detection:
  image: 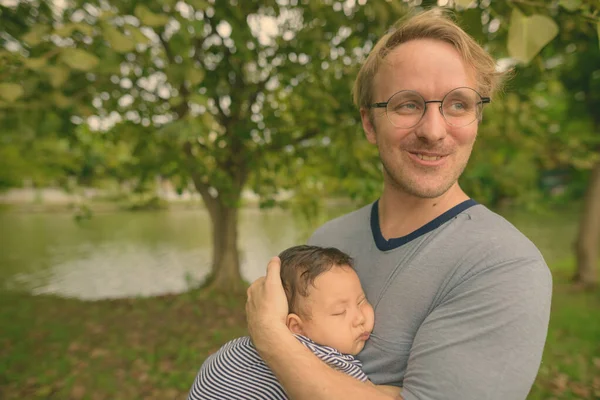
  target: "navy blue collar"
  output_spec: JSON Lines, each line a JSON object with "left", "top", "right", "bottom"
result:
{"left": 371, "top": 198, "right": 478, "bottom": 251}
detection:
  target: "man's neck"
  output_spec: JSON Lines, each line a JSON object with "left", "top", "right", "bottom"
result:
{"left": 378, "top": 183, "right": 470, "bottom": 240}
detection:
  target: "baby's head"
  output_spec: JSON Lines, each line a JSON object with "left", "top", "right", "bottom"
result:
{"left": 279, "top": 245, "right": 374, "bottom": 355}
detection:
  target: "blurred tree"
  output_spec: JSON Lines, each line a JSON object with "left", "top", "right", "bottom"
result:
{"left": 451, "top": 0, "right": 600, "bottom": 286}
{"left": 0, "top": 0, "right": 408, "bottom": 290}
{"left": 3, "top": 0, "right": 598, "bottom": 288}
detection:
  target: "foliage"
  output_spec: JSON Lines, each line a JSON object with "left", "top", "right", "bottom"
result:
{"left": 1, "top": 0, "right": 599, "bottom": 285}
{"left": 450, "top": 0, "right": 600, "bottom": 208}
{"left": 1, "top": 0, "right": 407, "bottom": 200}
{"left": 1, "top": 0, "right": 598, "bottom": 206}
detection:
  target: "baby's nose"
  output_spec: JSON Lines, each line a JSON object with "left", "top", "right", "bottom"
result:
{"left": 354, "top": 310, "right": 366, "bottom": 325}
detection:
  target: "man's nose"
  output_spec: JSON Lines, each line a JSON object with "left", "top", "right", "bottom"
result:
{"left": 414, "top": 103, "right": 447, "bottom": 142}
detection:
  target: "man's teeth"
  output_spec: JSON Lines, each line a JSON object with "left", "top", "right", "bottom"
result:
{"left": 416, "top": 154, "right": 442, "bottom": 161}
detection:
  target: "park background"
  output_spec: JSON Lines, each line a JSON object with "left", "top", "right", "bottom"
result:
{"left": 1, "top": 0, "right": 599, "bottom": 399}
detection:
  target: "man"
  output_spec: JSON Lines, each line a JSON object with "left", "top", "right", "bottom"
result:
{"left": 246, "top": 9, "right": 552, "bottom": 400}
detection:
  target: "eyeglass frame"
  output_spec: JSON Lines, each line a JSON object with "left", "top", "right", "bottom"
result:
{"left": 368, "top": 86, "right": 491, "bottom": 128}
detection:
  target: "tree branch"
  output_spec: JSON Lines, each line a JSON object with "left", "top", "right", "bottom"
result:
{"left": 242, "top": 77, "right": 270, "bottom": 119}
{"left": 175, "top": 83, "right": 190, "bottom": 118}
{"left": 290, "top": 129, "right": 321, "bottom": 145}
{"left": 158, "top": 31, "right": 175, "bottom": 65}
{"left": 192, "top": 37, "right": 207, "bottom": 66}
{"left": 211, "top": 96, "right": 229, "bottom": 126}
{"left": 263, "top": 128, "right": 321, "bottom": 153}
{"left": 182, "top": 141, "right": 218, "bottom": 214}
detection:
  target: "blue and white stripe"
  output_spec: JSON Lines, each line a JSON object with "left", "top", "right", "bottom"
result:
{"left": 188, "top": 335, "right": 368, "bottom": 399}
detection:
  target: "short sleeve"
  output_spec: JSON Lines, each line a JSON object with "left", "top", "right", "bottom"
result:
{"left": 401, "top": 258, "right": 552, "bottom": 400}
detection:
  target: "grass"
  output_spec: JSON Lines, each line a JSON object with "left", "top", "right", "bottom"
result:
{"left": 528, "top": 263, "right": 600, "bottom": 400}
{"left": 0, "top": 289, "right": 248, "bottom": 400}
{"left": 0, "top": 263, "right": 599, "bottom": 400}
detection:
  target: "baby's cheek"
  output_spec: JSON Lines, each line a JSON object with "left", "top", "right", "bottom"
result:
{"left": 367, "top": 306, "right": 376, "bottom": 330}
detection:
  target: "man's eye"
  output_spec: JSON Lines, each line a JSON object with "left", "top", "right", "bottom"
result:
{"left": 396, "top": 102, "right": 418, "bottom": 111}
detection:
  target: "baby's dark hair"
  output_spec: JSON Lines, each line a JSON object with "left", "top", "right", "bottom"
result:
{"left": 278, "top": 245, "right": 354, "bottom": 317}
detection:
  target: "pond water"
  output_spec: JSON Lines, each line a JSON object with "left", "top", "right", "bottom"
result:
{"left": 0, "top": 205, "right": 581, "bottom": 300}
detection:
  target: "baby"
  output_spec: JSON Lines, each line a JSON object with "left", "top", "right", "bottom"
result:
{"left": 188, "top": 245, "right": 398, "bottom": 399}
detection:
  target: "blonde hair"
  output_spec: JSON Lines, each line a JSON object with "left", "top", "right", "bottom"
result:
{"left": 353, "top": 8, "right": 507, "bottom": 111}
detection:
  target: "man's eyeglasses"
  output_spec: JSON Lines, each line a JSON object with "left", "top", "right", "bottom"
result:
{"left": 368, "top": 87, "right": 490, "bottom": 129}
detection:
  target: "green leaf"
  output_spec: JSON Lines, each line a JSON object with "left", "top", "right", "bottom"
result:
{"left": 187, "top": 0, "right": 210, "bottom": 9}
{"left": 53, "top": 92, "right": 71, "bottom": 108}
{"left": 459, "top": 9, "right": 484, "bottom": 42}
{"left": 22, "top": 57, "right": 47, "bottom": 70}
{"left": 61, "top": 48, "right": 100, "bottom": 71}
{"left": 201, "top": 112, "right": 218, "bottom": 128}
{"left": 104, "top": 25, "right": 136, "bottom": 53}
{"left": 455, "top": 0, "right": 475, "bottom": 7}
{"left": 169, "top": 96, "right": 184, "bottom": 107}
{"left": 166, "top": 65, "right": 185, "bottom": 86}
{"left": 98, "top": 10, "right": 117, "bottom": 20}
{"left": 54, "top": 24, "right": 75, "bottom": 36}
{"left": 21, "top": 26, "right": 48, "bottom": 46}
{"left": 46, "top": 66, "right": 70, "bottom": 88}
{"left": 187, "top": 68, "right": 205, "bottom": 85}
{"left": 507, "top": 9, "right": 559, "bottom": 64}
{"left": 54, "top": 23, "right": 94, "bottom": 37}
{"left": 77, "top": 105, "right": 95, "bottom": 117}
{"left": 598, "top": 23, "right": 600, "bottom": 50}
{"left": 126, "top": 26, "right": 151, "bottom": 45}
{"left": 0, "top": 83, "right": 25, "bottom": 102}
{"left": 559, "top": 0, "right": 582, "bottom": 11}
{"left": 190, "top": 93, "right": 208, "bottom": 105}
{"left": 134, "top": 5, "right": 170, "bottom": 28}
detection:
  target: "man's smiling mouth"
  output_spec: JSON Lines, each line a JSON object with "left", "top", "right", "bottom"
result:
{"left": 415, "top": 154, "right": 443, "bottom": 161}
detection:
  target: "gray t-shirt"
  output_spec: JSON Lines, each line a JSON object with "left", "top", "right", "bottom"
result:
{"left": 308, "top": 200, "right": 552, "bottom": 400}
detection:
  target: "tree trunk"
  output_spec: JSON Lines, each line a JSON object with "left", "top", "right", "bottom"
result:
{"left": 573, "top": 159, "right": 600, "bottom": 287}
{"left": 204, "top": 200, "right": 245, "bottom": 292}
{"left": 185, "top": 151, "right": 247, "bottom": 293}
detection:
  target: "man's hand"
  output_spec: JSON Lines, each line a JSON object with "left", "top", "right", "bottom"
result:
{"left": 376, "top": 385, "right": 403, "bottom": 399}
{"left": 246, "top": 258, "right": 399, "bottom": 400}
{"left": 246, "top": 257, "right": 290, "bottom": 350}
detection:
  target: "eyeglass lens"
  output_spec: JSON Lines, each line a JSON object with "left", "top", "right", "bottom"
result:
{"left": 385, "top": 87, "right": 483, "bottom": 128}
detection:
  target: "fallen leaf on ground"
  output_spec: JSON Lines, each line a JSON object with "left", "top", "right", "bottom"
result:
{"left": 70, "top": 384, "right": 86, "bottom": 399}
{"left": 570, "top": 382, "right": 590, "bottom": 398}
{"left": 550, "top": 373, "right": 569, "bottom": 395}
{"left": 91, "top": 348, "right": 109, "bottom": 358}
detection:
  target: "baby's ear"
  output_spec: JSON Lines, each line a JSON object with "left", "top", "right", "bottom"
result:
{"left": 286, "top": 313, "right": 305, "bottom": 335}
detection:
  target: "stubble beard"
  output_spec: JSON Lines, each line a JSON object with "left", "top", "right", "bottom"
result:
{"left": 371, "top": 120, "right": 477, "bottom": 200}
{"left": 380, "top": 152, "right": 470, "bottom": 199}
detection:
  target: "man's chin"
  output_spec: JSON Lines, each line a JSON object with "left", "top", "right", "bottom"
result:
{"left": 399, "top": 180, "right": 457, "bottom": 199}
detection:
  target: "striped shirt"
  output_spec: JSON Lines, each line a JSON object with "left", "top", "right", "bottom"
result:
{"left": 188, "top": 335, "right": 368, "bottom": 400}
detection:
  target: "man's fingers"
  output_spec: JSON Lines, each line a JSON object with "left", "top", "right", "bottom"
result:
{"left": 247, "top": 277, "right": 265, "bottom": 298}
{"left": 265, "top": 256, "right": 281, "bottom": 283}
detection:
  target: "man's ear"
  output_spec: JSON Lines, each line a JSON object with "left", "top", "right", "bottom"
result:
{"left": 360, "top": 107, "right": 377, "bottom": 145}
{"left": 286, "top": 313, "right": 305, "bottom": 335}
